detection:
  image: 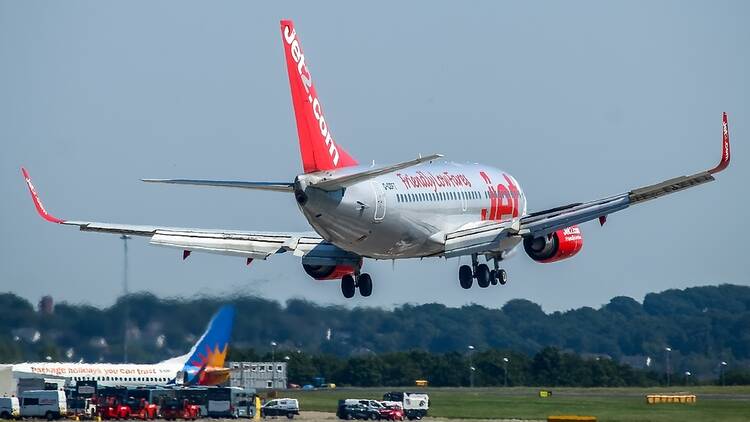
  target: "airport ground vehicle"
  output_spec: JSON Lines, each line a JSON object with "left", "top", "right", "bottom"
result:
{"left": 231, "top": 389, "right": 256, "bottom": 418}
{"left": 337, "top": 403, "right": 381, "bottom": 420}
{"left": 161, "top": 398, "right": 200, "bottom": 420}
{"left": 97, "top": 396, "right": 132, "bottom": 420}
{"left": 261, "top": 398, "right": 299, "bottom": 419}
{"left": 66, "top": 397, "right": 97, "bottom": 420}
{"left": 382, "top": 393, "right": 428, "bottom": 420}
{"left": 206, "top": 386, "right": 255, "bottom": 418}
{"left": 19, "top": 390, "right": 67, "bottom": 420}
{"left": 0, "top": 396, "right": 20, "bottom": 419}
{"left": 126, "top": 398, "right": 158, "bottom": 420}
{"left": 378, "top": 403, "right": 404, "bottom": 421}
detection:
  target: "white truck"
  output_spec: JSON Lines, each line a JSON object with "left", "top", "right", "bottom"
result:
{"left": 19, "top": 390, "right": 67, "bottom": 420}
{"left": 0, "top": 396, "right": 20, "bottom": 419}
{"left": 382, "top": 392, "right": 428, "bottom": 420}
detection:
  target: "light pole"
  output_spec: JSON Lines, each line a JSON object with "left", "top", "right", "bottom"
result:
{"left": 684, "top": 371, "right": 691, "bottom": 386}
{"left": 121, "top": 234, "right": 130, "bottom": 364}
{"left": 503, "top": 357, "right": 509, "bottom": 387}
{"left": 467, "top": 345, "right": 475, "bottom": 388}
{"left": 720, "top": 361, "right": 727, "bottom": 386}
{"left": 271, "top": 341, "right": 277, "bottom": 389}
{"left": 665, "top": 347, "right": 672, "bottom": 387}
{"left": 284, "top": 356, "right": 290, "bottom": 389}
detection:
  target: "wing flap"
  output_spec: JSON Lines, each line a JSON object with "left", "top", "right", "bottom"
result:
{"left": 443, "top": 220, "right": 522, "bottom": 258}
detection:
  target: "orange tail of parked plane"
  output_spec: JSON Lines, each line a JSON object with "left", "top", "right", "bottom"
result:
{"left": 280, "top": 19, "right": 358, "bottom": 174}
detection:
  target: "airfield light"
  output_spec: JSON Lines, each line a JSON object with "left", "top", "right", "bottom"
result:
{"left": 720, "top": 361, "right": 728, "bottom": 386}
{"left": 684, "top": 371, "right": 691, "bottom": 385}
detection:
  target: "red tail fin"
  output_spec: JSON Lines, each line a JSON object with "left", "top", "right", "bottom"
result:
{"left": 280, "top": 20, "right": 358, "bottom": 174}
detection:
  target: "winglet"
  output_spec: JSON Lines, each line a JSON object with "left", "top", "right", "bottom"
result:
{"left": 709, "top": 112, "right": 730, "bottom": 174}
{"left": 21, "top": 167, "right": 64, "bottom": 224}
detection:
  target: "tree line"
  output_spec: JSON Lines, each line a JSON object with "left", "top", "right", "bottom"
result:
{"left": 0, "top": 284, "right": 748, "bottom": 382}
{"left": 230, "top": 346, "right": 750, "bottom": 387}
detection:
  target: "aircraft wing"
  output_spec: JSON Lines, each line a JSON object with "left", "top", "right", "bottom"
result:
{"left": 141, "top": 179, "right": 294, "bottom": 192}
{"left": 443, "top": 113, "right": 731, "bottom": 256}
{"left": 21, "top": 168, "right": 357, "bottom": 263}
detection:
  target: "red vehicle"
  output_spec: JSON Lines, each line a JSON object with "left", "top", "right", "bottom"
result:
{"left": 379, "top": 404, "right": 405, "bottom": 421}
{"left": 126, "top": 397, "right": 158, "bottom": 420}
{"left": 97, "top": 397, "right": 131, "bottom": 420}
{"left": 160, "top": 399, "right": 200, "bottom": 421}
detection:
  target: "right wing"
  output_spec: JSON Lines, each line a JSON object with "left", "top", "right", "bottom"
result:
{"left": 442, "top": 113, "right": 731, "bottom": 256}
{"left": 21, "top": 168, "right": 358, "bottom": 265}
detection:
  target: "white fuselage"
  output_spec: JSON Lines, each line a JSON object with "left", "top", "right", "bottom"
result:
{"left": 10, "top": 362, "right": 181, "bottom": 387}
{"left": 297, "top": 161, "right": 527, "bottom": 259}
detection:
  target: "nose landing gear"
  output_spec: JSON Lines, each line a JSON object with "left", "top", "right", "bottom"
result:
{"left": 341, "top": 272, "right": 373, "bottom": 298}
{"left": 458, "top": 254, "right": 507, "bottom": 289}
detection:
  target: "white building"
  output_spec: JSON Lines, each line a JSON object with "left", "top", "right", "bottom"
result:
{"left": 227, "top": 361, "right": 287, "bottom": 390}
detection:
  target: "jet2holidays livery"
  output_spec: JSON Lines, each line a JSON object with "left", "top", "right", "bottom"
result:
{"left": 8, "top": 306, "right": 235, "bottom": 386}
{"left": 22, "top": 20, "right": 732, "bottom": 298}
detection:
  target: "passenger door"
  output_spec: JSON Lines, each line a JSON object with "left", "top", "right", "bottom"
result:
{"left": 371, "top": 182, "right": 386, "bottom": 222}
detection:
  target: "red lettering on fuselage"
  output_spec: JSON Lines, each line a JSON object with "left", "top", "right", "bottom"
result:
{"left": 480, "top": 171, "right": 519, "bottom": 221}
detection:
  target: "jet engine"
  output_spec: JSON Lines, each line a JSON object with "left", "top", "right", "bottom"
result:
{"left": 523, "top": 225, "right": 583, "bottom": 263}
{"left": 303, "top": 264, "right": 356, "bottom": 280}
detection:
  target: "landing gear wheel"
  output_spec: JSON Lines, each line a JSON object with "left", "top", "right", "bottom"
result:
{"left": 359, "top": 273, "right": 373, "bottom": 297}
{"left": 476, "top": 264, "right": 491, "bottom": 288}
{"left": 459, "top": 265, "right": 473, "bottom": 289}
{"left": 498, "top": 269, "right": 508, "bottom": 285}
{"left": 489, "top": 270, "right": 499, "bottom": 285}
{"left": 341, "top": 274, "right": 356, "bottom": 298}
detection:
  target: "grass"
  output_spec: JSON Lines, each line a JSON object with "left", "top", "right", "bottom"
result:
{"left": 281, "top": 386, "right": 750, "bottom": 422}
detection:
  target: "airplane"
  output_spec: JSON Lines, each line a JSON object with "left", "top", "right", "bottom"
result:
{"left": 22, "top": 20, "right": 731, "bottom": 299}
{"left": 7, "top": 305, "right": 235, "bottom": 387}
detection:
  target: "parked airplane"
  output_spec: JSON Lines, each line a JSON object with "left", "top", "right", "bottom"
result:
{"left": 22, "top": 20, "right": 731, "bottom": 299}
{"left": 8, "top": 305, "right": 234, "bottom": 387}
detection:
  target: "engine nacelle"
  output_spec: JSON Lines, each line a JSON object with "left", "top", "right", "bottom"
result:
{"left": 302, "top": 264, "right": 356, "bottom": 280}
{"left": 523, "top": 225, "right": 583, "bottom": 263}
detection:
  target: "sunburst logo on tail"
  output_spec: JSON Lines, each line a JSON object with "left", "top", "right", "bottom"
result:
{"left": 190, "top": 343, "right": 228, "bottom": 368}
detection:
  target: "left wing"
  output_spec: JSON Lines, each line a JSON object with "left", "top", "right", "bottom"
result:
{"left": 443, "top": 113, "right": 731, "bottom": 256}
{"left": 21, "top": 168, "right": 358, "bottom": 264}
{"left": 520, "top": 112, "right": 730, "bottom": 238}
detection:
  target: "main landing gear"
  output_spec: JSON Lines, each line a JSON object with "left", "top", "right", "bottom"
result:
{"left": 459, "top": 254, "right": 507, "bottom": 289}
{"left": 341, "top": 272, "right": 373, "bottom": 298}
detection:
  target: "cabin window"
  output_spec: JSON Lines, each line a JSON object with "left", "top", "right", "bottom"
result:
{"left": 23, "top": 398, "right": 39, "bottom": 406}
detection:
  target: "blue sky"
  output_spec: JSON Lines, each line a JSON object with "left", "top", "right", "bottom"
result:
{"left": 1, "top": 1, "right": 747, "bottom": 312}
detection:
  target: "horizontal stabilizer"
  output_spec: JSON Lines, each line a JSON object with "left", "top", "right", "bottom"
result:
{"left": 142, "top": 179, "right": 294, "bottom": 192}
{"left": 311, "top": 154, "right": 443, "bottom": 191}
